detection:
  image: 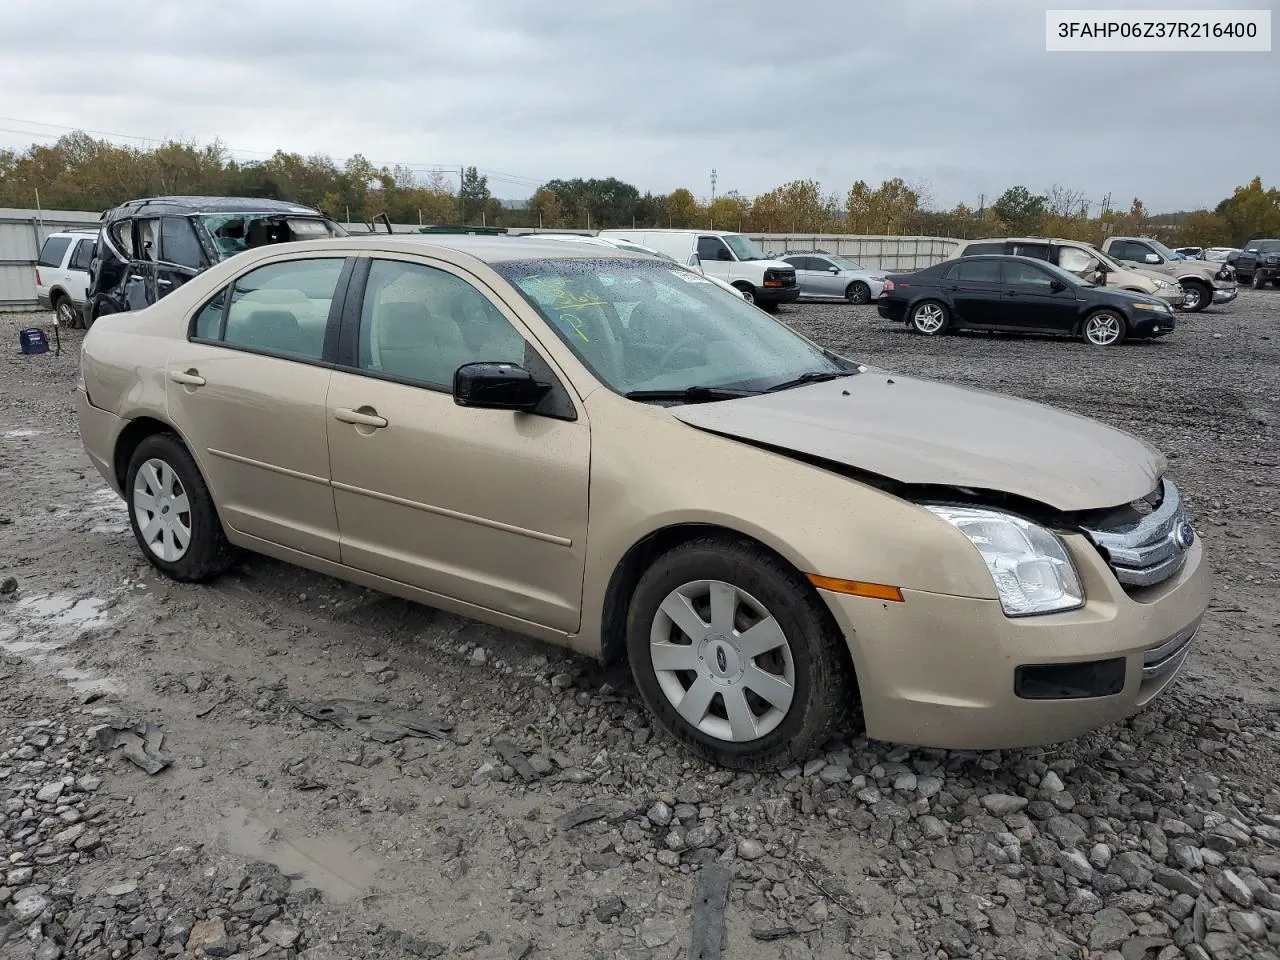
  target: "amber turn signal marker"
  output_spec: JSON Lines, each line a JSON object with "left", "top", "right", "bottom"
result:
{"left": 806, "top": 574, "right": 904, "bottom": 602}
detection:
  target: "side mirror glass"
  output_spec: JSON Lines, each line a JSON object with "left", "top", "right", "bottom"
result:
{"left": 453, "top": 362, "right": 549, "bottom": 412}
{"left": 1143, "top": 252, "right": 1161, "bottom": 264}
{"left": 829, "top": 265, "right": 841, "bottom": 274}
{"left": 1049, "top": 279, "right": 1067, "bottom": 292}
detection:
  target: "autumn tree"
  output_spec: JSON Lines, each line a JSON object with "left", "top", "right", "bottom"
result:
{"left": 707, "top": 191, "right": 751, "bottom": 230}
{"left": 844, "top": 178, "right": 921, "bottom": 234}
{"left": 665, "top": 188, "right": 700, "bottom": 227}
{"left": 529, "top": 186, "right": 564, "bottom": 228}
{"left": 1216, "top": 177, "right": 1280, "bottom": 243}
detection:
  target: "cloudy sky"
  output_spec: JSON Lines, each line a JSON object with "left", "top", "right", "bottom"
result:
{"left": 0, "top": 0, "right": 1275, "bottom": 212}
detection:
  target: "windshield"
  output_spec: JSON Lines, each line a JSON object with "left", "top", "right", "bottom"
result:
{"left": 1037, "top": 260, "right": 1091, "bottom": 287}
{"left": 1146, "top": 239, "right": 1181, "bottom": 260}
{"left": 200, "top": 214, "right": 344, "bottom": 260}
{"left": 613, "top": 240, "right": 678, "bottom": 263}
{"left": 1251, "top": 240, "right": 1280, "bottom": 253}
{"left": 723, "top": 234, "right": 769, "bottom": 261}
{"left": 494, "top": 258, "right": 847, "bottom": 398}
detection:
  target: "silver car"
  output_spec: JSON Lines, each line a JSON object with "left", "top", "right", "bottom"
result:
{"left": 781, "top": 252, "right": 886, "bottom": 304}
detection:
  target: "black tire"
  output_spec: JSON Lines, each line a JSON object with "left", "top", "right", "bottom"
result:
{"left": 733, "top": 283, "right": 756, "bottom": 305}
{"left": 909, "top": 299, "right": 949, "bottom": 335}
{"left": 53, "top": 295, "right": 81, "bottom": 329}
{"left": 624, "top": 536, "right": 853, "bottom": 771}
{"left": 124, "top": 433, "right": 235, "bottom": 582}
{"left": 845, "top": 281, "right": 871, "bottom": 305}
{"left": 1253, "top": 271, "right": 1267, "bottom": 290}
{"left": 1181, "top": 281, "right": 1211, "bottom": 312}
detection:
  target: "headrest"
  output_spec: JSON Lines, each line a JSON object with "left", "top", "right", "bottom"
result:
{"left": 376, "top": 301, "right": 432, "bottom": 350}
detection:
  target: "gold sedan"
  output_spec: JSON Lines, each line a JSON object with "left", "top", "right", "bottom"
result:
{"left": 77, "top": 236, "right": 1211, "bottom": 769}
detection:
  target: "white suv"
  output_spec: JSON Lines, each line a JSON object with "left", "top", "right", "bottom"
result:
{"left": 35, "top": 232, "right": 96, "bottom": 326}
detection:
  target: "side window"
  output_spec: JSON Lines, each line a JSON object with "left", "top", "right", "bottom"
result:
{"left": 1109, "top": 240, "right": 1146, "bottom": 262}
{"left": 1002, "top": 261, "right": 1054, "bottom": 288}
{"left": 357, "top": 259, "right": 527, "bottom": 388}
{"left": 192, "top": 287, "right": 227, "bottom": 340}
{"left": 1058, "top": 246, "right": 1095, "bottom": 273}
{"left": 697, "top": 236, "right": 731, "bottom": 262}
{"left": 70, "top": 239, "right": 95, "bottom": 271}
{"left": 109, "top": 220, "right": 135, "bottom": 258}
{"left": 214, "top": 258, "right": 345, "bottom": 360}
{"left": 159, "top": 217, "right": 205, "bottom": 269}
{"left": 948, "top": 260, "right": 1001, "bottom": 283}
{"left": 136, "top": 219, "right": 160, "bottom": 262}
{"left": 37, "top": 236, "right": 72, "bottom": 268}
{"left": 1012, "top": 243, "right": 1051, "bottom": 261}
{"left": 960, "top": 242, "right": 1002, "bottom": 256}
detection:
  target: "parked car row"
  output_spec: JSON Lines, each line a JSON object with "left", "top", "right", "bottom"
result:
{"left": 76, "top": 232, "right": 1211, "bottom": 768}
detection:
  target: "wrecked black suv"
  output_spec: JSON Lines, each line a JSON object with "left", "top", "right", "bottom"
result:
{"left": 81, "top": 196, "right": 346, "bottom": 327}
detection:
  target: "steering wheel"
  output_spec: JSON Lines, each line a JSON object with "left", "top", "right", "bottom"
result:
{"left": 656, "top": 333, "right": 705, "bottom": 370}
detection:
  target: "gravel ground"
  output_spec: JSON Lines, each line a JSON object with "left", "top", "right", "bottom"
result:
{"left": 0, "top": 292, "right": 1278, "bottom": 960}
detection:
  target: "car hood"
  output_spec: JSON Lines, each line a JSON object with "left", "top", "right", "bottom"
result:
{"left": 670, "top": 374, "right": 1166, "bottom": 512}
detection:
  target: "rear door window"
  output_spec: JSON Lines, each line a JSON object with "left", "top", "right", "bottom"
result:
{"left": 159, "top": 217, "right": 206, "bottom": 269}
{"left": 1011, "top": 243, "right": 1051, "bottom": 262}
{"left": 1002, "top": 261, "right": 1055, "bottom": 288}
{"left": 37, "top": 236, "right": 72, "bottom": 268}
{"left": 69, "top": 239, "right": 95, "bottom": 271}
{"left": 136, "top": 219, "right": 160, "bottom": 262}
{"left": 947, "top": 260, "right": 1002, "bottom": 283}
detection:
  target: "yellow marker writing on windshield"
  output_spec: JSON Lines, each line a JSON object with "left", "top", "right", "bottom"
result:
{"left": 561, "top": 313, "right": 590, "bottom": 343}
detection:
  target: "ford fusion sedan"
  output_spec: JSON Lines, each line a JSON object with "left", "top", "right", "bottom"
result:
{"left": 77, "top": 236, "right": 1210, "bottom": 769}
{"left": 879, "top": 255, "right": 1177, "bottom": 345}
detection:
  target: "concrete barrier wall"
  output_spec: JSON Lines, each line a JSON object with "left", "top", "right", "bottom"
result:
{"left": 2, "top": 209, "right": 959, "bottom": 309}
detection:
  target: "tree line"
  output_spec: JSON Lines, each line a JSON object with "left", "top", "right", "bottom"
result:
{"left": 2, "top": 132, "right": 1277, "bottom": 246}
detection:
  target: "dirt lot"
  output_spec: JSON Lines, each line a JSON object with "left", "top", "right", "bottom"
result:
{"left": 1, "top": 292, "right": 1278, "bottom": 960}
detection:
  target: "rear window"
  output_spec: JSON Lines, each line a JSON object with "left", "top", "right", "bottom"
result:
{"left": 37, "top": 236, "right": 72, "bottom": 268}
{"left": 70, "top": 239, "right": 95, "bottom": 271}
{"left": 960, "top": 242, "right": 1003, "bottom": 256}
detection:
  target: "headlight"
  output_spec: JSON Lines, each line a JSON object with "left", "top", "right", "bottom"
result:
{"left": 1133, "top": 302, "right": 1165, "bottom": 311}
{"left": 925, "top": 506, "right": 1084, "bottom": 616}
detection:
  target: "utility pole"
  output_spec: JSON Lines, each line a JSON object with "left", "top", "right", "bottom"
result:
{"left": 709, "top": 169, "right": 718, "bottom": 228}
{"left": 977, "top": 194, "right": 985, "bottom": 218}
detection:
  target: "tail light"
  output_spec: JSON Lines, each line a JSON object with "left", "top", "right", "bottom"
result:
{"left": 35, "top": 269, "right": 42, "bottom": 286}
{"left": 884, "top": 279, "right": 895, "bottom": 292}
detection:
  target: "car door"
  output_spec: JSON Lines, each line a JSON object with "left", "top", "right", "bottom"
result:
{"left": 121, "top": 218, "right": 158, "bottom": 311}
{"left": 998, "top": 260, "right": 1079, "bottom": 332}
{"left": 783, "top": 256, "right": 820, "bottom": 297}
{"left": 696, "top": 236, "right": 734, "bottom": 282}
{"left": 943, "top": 258, "right": 1002, "bottom": 326}
{"left": 807, "top": 256, "right": 846, "bottom": 297}
{"left": 67, "top": 238, "right": 94, "bottom": 305}
{"left": 325, "top": 256, "right": 590, "bottom": 632}
{"left": 155, "top": 216, "right": 208, "bottom": 301}
{"left": 165, "top": 254, "right": 352, "bottom": 561}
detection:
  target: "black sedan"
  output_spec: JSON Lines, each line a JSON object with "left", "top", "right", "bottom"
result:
{"left": 877, "top": 255, "right": 1177, "bottom": 346}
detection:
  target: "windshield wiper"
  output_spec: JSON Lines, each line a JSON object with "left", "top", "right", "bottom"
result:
{"left": 764, "top": 371, "right": 855, "bottom": 393}
{"left": 624, "top": 386, "right": 757, "bottom": 404}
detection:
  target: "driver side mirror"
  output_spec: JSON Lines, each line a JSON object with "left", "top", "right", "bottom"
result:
{"left": 453, "top": 362, "right": 550, "bottom": 412}
{"left": 1143, "top": 252, "right": 1161, "bottom": 264}
{"left": 1049, "top": 279, "right": 1067, "bottom": 292}
{"left": 829, "top": 265, "right": 841, "bottom": 274}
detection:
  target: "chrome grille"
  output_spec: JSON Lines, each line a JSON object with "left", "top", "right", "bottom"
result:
{"left": 1080, "top": 478, "right": 1195, "bottom": 589}
{"left": 1143, "top": 615, "right": 1201, "bottom": 679}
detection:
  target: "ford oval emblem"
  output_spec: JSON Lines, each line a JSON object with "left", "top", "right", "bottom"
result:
{"left": 1173, "top": 521, "right": 1195, "bottom": 550}
{"left": 715, "top": 646, "right": 728, "bottom": 673}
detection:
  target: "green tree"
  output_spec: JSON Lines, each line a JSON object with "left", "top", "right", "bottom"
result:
{"left": 992, "top": 186, "right": 1047, "bottom": 233}
{"left": 665, "top": 188, "right": 699, "bottom": 227}
{"left": 459, "top": 166, "right": 490, "bottom": 223}
{"left": 529, "top": 186, "right": 564, "bottom": 228}
{"left": 1216, "top": 177, "right": 1280, "bottom": 244}
{"left": 707, "top": 192, "right": 750, "bottom": 230}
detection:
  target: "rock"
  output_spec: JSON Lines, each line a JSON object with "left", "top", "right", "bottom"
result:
{"left": 1120, "top": 936, "right": 1173, "bottom": 960}
{"left": 685, "top": 823, "right": 719, "bottom": 849}
{"left": 639, "top": 917, "right": 676, "bottom": 948}
{"left": 1040, "top": 771, "right": 1065, "bottom": 793}
{"left": 1255, "top": 854, "right": 1280, "bottom": 879}
{"left": 0, "top": 577, "right": 16, "bottom": 595}
{"left": 1172, "top": 843, "right": 1204, "bottom": 871}
{"left": 73, "top": 828, "right": 101, "bottom": 852}
{"left": 1059, "top": 849, "right": 1094, "bottom": 881}
{"left": 364, "top": 659, "right": 392, "bottom": 674}
{"left": 75, "top": 774, "right": 102, "bottom": 792}
{"left": 647, "top": 801, "right": 673, "bottom": 827}
{"left": 52, "top": 823, "right": 86, "bottom": 848}
{"left": 1217, "top": 871, "right": 1253, "bottom": 907}
{"left": 918, "top": 815, "right": 948, "bottom": 840}
{"left": 981, "top": 794, "right": 1029, "bottom": 817}
{"left": 1111, "top": 851, "right": 1154, "bottom": 888}
{"left": 1090, "top": 843, "right": 1113, "bottom": 870}
{"left": 916, "top": 775, "right": 944, "bottom": 799}
{"left": 1089, "top": 908, "right": 1137, "bottom": 950}
{"left": 987, "top": 906, "right": 1018, "bottom": 937}
{"left": 35, "top": 781, "right": 64, "bottom": 803}
{"left": 469, "top": 648, "right": 487, "bottom": 666}
{"left": 1046, "top": 816, "right": 1087, "bottom": 848}
{"left": 1151, "top": 866, "right": 1203, "bottom": 898}
{"left": 550, "top": 672, "right": 573, "bottom": 689}
{"left": 1226, "top": 910, "right": 1265, "bottom": 940}
{"left": 819, "top": 764, "right": 851, "bottom": 784}
{"left": 262, "top": 922, "right": 301, "bottom": 948}
{"left": 1200, "top": 931, "right": 1241, "bottom": 958}
{"left": 737, "top": 838, "right": 765, "bottom": 861}
{"left": 6, "top": 867, "right": 33, "bottom": 886}
{"left": 104, "top": 880, "right": 137, "bottom": 896}
{"left": 594, "top": 896, "right": 625, "bottom": 923}
{"left": 1067, "top": 888, "right": 1103, "bottom": 915}
{"left": 10, "top": 892, "right": 49, "bottom": 924}
{"left": 204, "top": 938, "right": 239, "bottom": 958}
{"left": 187, "top": 917, "right": 228, "bottom": 953}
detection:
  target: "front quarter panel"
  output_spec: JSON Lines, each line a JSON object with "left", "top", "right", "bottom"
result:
{"left": 576, "top": 391, "right": 1001, "bottom": 654}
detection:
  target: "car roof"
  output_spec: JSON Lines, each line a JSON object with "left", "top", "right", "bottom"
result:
{"left": 244, "top": 234, "right": 651, "bottom": 265}
{"left": 47, "top": 231, "right": 98, "bottom": 238}
{"left": 102, "top": 196, "right": 326, "bottom": 219}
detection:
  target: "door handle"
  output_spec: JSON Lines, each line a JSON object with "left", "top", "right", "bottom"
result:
{"left": 129, "top": 274, "right": 144, "bottom": 281}
{"left": 169, "top": 370, "right": 206, "bottom": 387}
{"left": 1006, "top": 290, "right": 1019, "bottom": 296}
{"left": 334, "top": 407, "right": 388, "bottom": 429}
{"left": 157, "top": 278, "right": 172, "bottom": 287}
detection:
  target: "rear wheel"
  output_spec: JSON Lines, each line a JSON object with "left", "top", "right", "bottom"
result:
{"left": 909, "top": 300, "right": 949, "bottom": 335}
{"left": 733, "top": 283, "right": 756, "bottom": 304}
{"left": 1181, "top": 281, "right": 1211, "bottom": 312}
{"left": 845, "top": 281, "right": 871, "bottom": 305}
{"left": 54, "top": 296, "right": 80, "bottom": 328}
{"left": 125, "top": 433, "right": 235, "bottom": 582}
{"left": 625, "top": 537, "right": 852, "bottom": 770}
{"left": 1082, "top": 309, "right": 1126, "bottom": 346}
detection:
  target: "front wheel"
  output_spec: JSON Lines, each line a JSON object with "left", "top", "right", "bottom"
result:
{"left": 1082, "top": 310, "right": 1126, "bottom": 346}
{"left": 733, "top": 283, "right": 756, "bottom": 304}
{"left": 1253, "top": 271, "right": 1268, "bottom": 290}
{"left": 125, "top": 433, "right": 235, "bottom": 582}
{"left": 625, "top": 537, "right": 852, "bottom": 770}
{"left": 1181, "top": 281, "right": 1211, "bottom": 312}
{"left": 909, "top": 300, "right": 949, "bottom": 335}
{"left": 54, "top": 297, "right": 80, "bottom": 328}
{"left": 845, "top": 281, "right": 871, "bottom": 305}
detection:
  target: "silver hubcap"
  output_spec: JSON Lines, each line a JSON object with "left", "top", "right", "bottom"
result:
{"left": 913, "top": 303, "right": 944, "bottom": 333}
{"left": 133, "top": 458, "right": 192, "bottom": 562}
{"left": 1182, "top": 287, "right": 1202, "bottom": 309}
{"left": 850, "top": 284, "right": 868, "bottom": 304}
{"left": 650, "top": 580, "right": 795, "bottom": 743}
{"left": 1085, "top": 313, "right": 1122, "bottom": 345}
{"left": 739, "top": 288, "right": 754, "bottom": 303}
{"left": 57, "top": 301, "right": 75, "bottom": 323}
